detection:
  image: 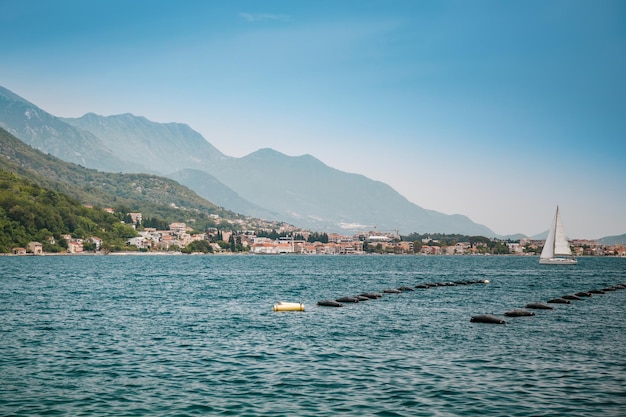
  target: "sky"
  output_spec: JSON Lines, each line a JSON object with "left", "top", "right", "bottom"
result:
{"left": 1, "top": 0, "right": 625, "bottom": 239}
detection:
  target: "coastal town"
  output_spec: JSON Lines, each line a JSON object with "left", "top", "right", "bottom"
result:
{"left": 10, "top": 210, "right": 626, "bottom": 257}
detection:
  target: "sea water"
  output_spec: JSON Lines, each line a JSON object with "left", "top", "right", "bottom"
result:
{"left": 0, "top": 255, "right": 624, "bottom": 416}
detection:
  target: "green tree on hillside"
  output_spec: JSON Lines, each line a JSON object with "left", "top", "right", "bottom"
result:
{"left": 0, "top": 170, "right": 137, "bottom": 253}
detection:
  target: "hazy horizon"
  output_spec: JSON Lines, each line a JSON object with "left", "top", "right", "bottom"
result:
{"left": 1, "top": 1, "right": 624, "bottom": 238}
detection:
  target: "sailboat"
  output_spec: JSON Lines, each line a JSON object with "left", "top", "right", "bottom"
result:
{"left": 539, "top": 206, "right": 577, "bottom": 265}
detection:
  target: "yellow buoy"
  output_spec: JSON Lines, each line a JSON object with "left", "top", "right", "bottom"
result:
{"left": 273, "top": 301, "right": 305, "bottom": 312}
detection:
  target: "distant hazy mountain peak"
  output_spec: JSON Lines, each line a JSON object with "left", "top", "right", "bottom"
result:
{"left": 0, "top": 86, "right": 137, "bottom": 172}
{"left": 243, "top": 148, "right": 333, "bottom": 171}
{"left": 81, "top": 112, "right": 160, "bottom": 125}
{"left": 62, "top": 111, "right": 227, "bottom": 172}
{"left": 245, "top": 147, "right": 285, "bottom": 158}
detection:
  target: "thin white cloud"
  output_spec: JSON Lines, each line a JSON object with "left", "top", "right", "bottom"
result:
{"left": 239, "top": 13, "right": 290, "bottom": 23}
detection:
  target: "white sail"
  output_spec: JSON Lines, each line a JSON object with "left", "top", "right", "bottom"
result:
{"left": 539, "top": 206, "right": 576, "bottom": 264}
{"left": 553, "top": 209, "right": 573, "bottom": 256}
{"left": 540, "top": 213, "right": 556, "bottom": 259}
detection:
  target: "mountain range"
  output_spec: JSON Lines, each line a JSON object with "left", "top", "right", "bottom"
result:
{"left": 0, "top": 85, "right": 497, "bottom": 236}
{"left": 0, "top": 125, "right": 251, "bottom": 233}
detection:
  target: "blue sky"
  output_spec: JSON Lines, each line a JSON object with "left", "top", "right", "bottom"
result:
{"left": 1, "top": 0, "right": 625, "bottom": 238}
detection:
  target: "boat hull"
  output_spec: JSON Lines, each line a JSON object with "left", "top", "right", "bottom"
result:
{"left": 539, "top": 257, "right": 577, "bottom": 265}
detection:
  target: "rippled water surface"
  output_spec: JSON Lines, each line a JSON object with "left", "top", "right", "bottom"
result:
{"left": 1, "top": 255, "right": 625, "bottom": 416}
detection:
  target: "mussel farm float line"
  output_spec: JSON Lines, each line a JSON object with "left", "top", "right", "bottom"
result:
{"left": 314, "top": 279, "right": 490, "bottom": 308}
{"left": 471, "top": 282, "right": 626, "bottom": 325}
{"left": 274, "top": 278, "right": 626, "bottom": 327}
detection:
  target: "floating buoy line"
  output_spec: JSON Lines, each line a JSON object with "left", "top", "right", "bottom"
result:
{"left": 314, "top": 279, "right": 491, "bottom": 310}
{"left": 274, "top": 279, "right": 489, "bottom": 312}
{"left": 273, "top": 280, "right": 626, "bottom": 325}
{"left": 471, "top": 282, "right": 626, "bottom": 325}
